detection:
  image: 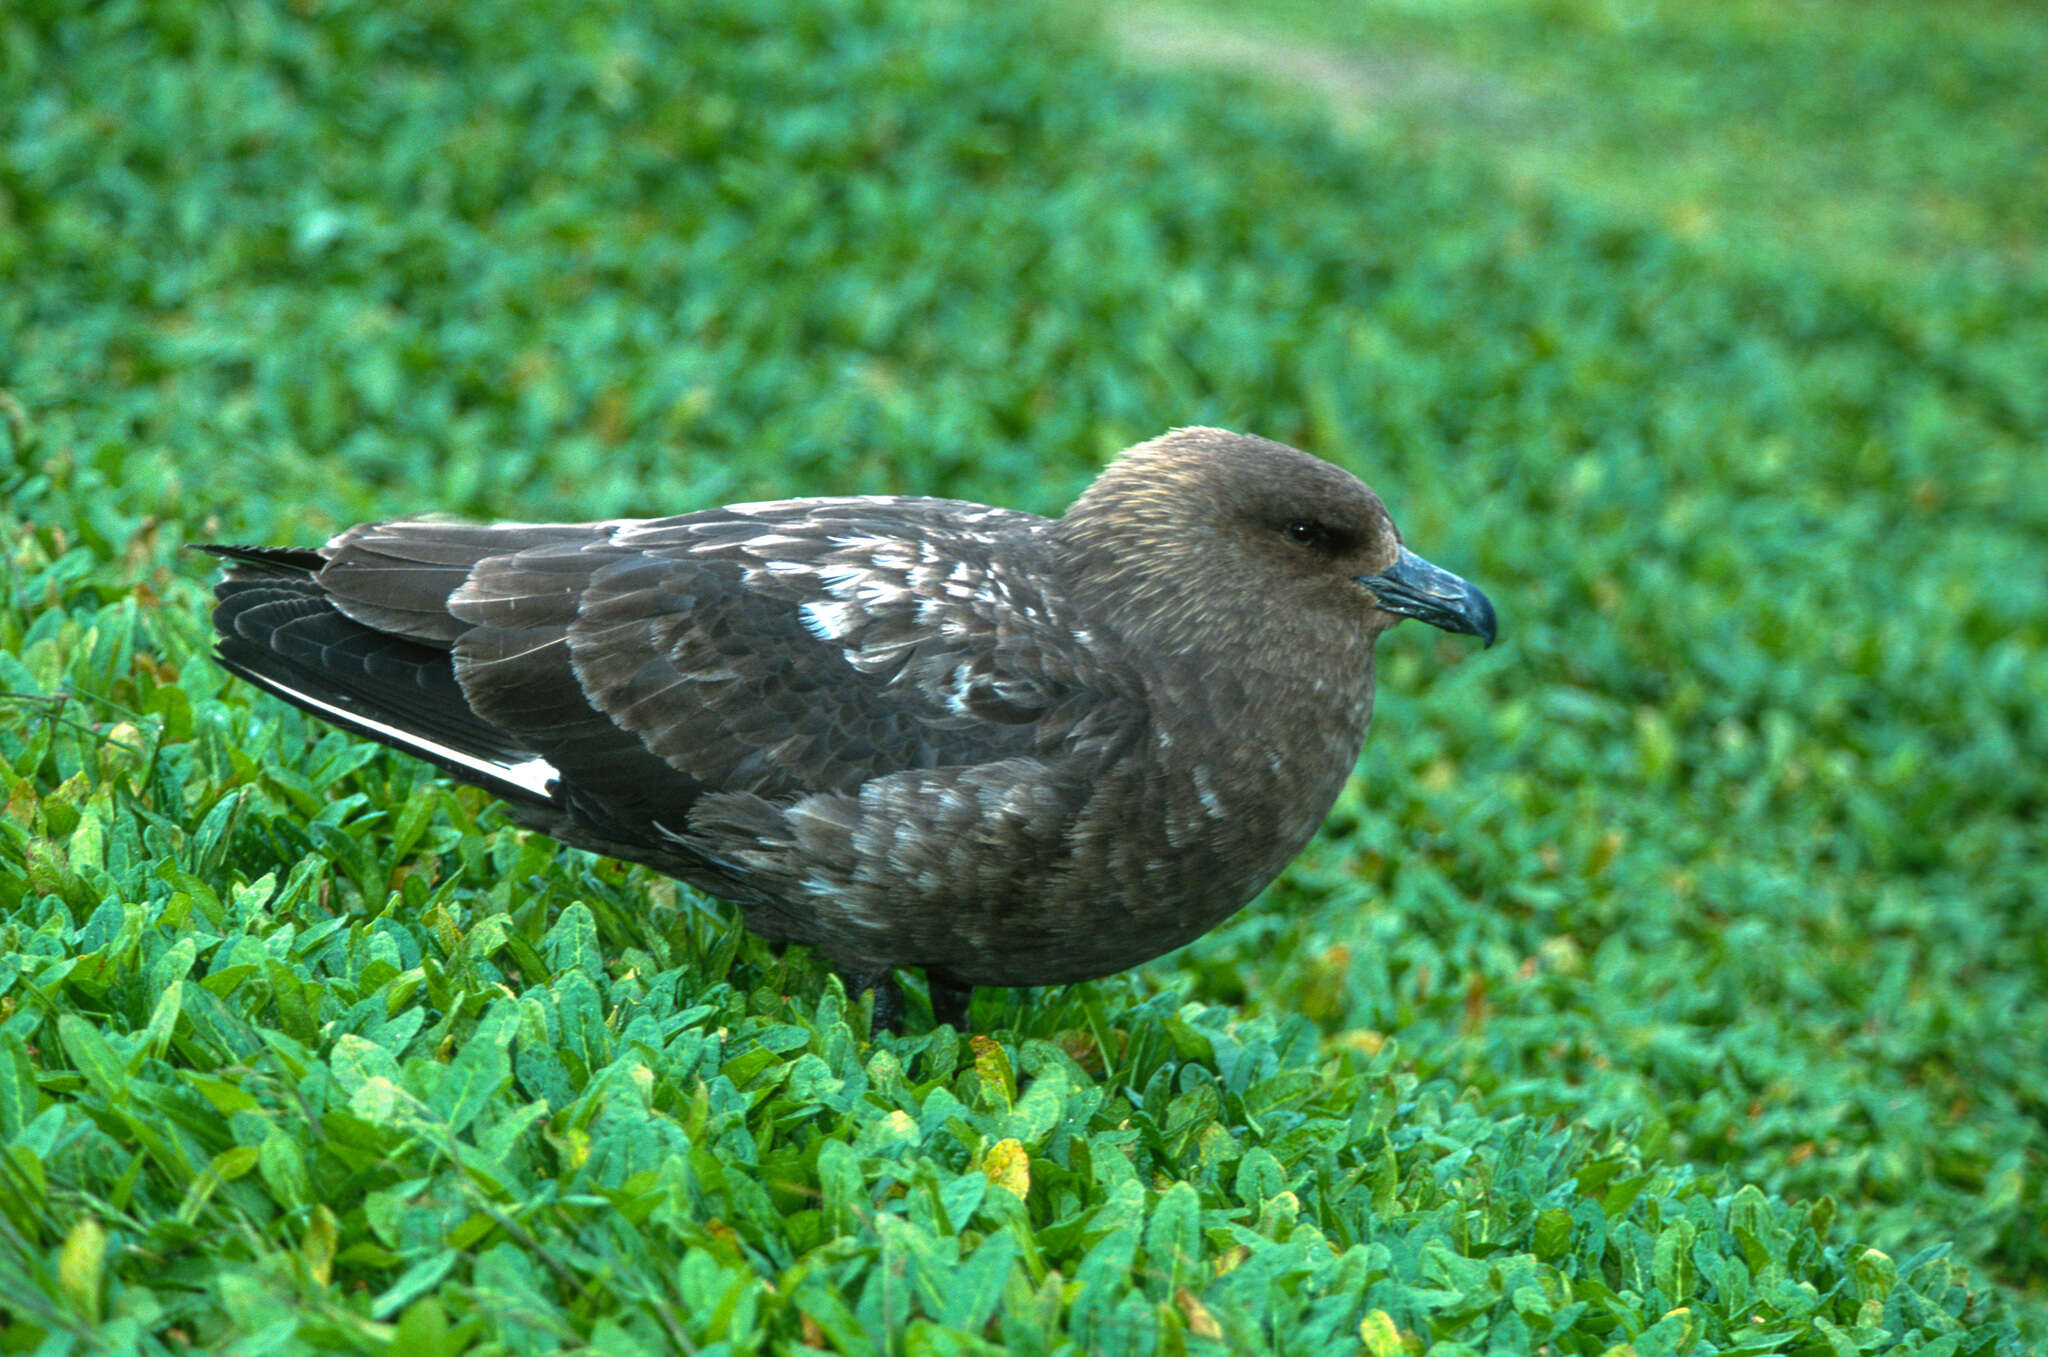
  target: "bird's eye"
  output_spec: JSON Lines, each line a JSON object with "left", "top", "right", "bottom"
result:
{"left": 1285, "top": 521, "right": 1321, "bottom": 547}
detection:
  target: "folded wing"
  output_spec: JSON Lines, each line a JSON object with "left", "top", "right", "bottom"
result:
{"left": 204, "top": 500, "right": 1123, "bottom": 889}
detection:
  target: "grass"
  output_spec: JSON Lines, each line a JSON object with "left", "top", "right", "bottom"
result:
{"left": 1139, "top": 0, "right": 2048, "bottom": 295}
{"left": 2, "top": 0, "right": 2043, "bottom": 1350}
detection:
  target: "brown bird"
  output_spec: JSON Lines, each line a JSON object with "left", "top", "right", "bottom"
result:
{"left": 204, "top": 428, "right": 1495, "bottom": 1029}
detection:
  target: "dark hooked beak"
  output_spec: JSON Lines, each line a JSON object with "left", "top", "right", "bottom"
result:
{"left": 1357, "top": 547, "right": 1498, "bottom": 647}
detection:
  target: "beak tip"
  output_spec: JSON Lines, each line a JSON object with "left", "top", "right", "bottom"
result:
{"left": 1358, "top": 549, "right": 1497, "bottom": 647}
{"left": 1470, "top": 589, "right": 1499, "bottom": 648}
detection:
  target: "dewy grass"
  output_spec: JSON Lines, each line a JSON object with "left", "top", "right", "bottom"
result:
{"left": 2, "top": 0, "right": 2043, "bottom": 1350}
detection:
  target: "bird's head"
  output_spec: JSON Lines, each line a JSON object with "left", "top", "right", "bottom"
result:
{"left": 1056, "top": 427, "right": 1496, "bottom": 664}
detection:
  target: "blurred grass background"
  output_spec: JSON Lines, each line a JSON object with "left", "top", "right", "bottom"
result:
{"left": 2, "top": 0, "right": 2043, "bottom": 1349}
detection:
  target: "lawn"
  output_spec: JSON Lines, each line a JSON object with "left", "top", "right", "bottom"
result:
{"left": 1, "top": 0, "right": 2042, "bottom": 1350}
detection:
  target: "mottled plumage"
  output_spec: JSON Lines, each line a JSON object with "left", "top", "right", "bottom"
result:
{"left": 205, "top": 428, "right": 1496, "bottom": 1028}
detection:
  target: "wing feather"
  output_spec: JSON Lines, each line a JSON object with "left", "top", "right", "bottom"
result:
{"left": 209, "top": 501, "right": 1135, "bottom": 919}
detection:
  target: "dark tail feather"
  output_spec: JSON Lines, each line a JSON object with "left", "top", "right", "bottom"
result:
{"left": 197, "top": 543, "right": 329, "bottom": 574}
{"left": 207, "top": 555, "right": 560, "bottom": 806}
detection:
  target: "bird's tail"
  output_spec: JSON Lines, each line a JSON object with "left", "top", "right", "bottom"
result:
{"left": 201, "top": 544, "right": 561, "bottom": 804}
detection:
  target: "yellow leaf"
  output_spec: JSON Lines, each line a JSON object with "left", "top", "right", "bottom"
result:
{"left": 970, "top": 1035, "right": 1016, "bottom": 1107}
{"left": 59, "top": 1215, "right": 105, "bottom": 1324}
{"left": 302, "top": 1206, "right": 338, "bottom": 1287}
{"left": 1175, "top": 1287, "right": 1222, "bottom": 1340}
{"left": 1332, "top": 1029, "right": 1387, "bottom": 1058}
{"left": 982, "top": 1137, "right": 1030, "bottom": 1199}
{"left": 1359, "top": 1309, "right": 1406, "bottom": 1357}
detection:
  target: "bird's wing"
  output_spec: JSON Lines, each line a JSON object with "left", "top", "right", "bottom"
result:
{"left": 226, "top": 501, "right": 1128, "bottom": 821}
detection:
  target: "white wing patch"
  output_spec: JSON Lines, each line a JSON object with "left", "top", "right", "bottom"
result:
{"left": 738, "top": 527, "right": 1036, "bottom": 683}
{"left": 625, "top": 503, "right": 1070, "bottom": 716}
{"left": 798, "top": 598, "right": 860, "bottom": 642}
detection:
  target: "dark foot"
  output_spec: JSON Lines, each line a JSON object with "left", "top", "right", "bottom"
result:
{"left": 929, "top": 976, "right": 975, "bottom": 1030}
{"left": 845, "top": 969, "right": 904, "bottom": 1033}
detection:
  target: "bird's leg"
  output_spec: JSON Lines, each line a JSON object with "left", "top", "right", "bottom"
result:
{"left": 845, "top": 969, "right": 904, "bottom": 1033}
{"left": 928, "top": 976, "right": 975, "bottom": 1031}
